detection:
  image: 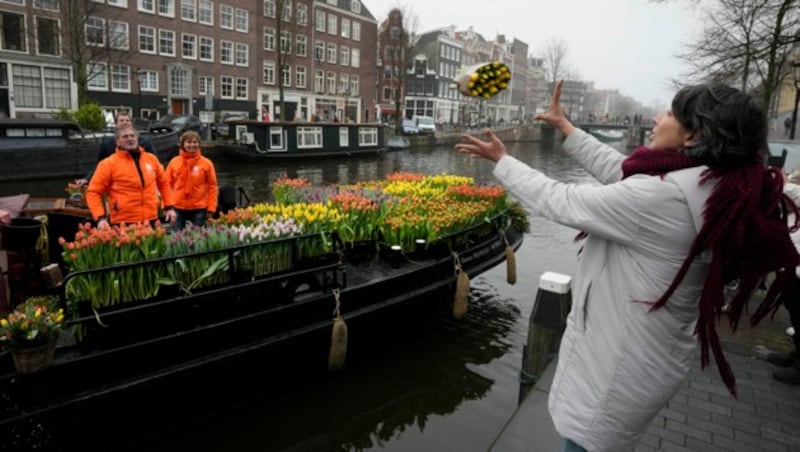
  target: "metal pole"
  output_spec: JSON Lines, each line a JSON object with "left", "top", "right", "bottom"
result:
{"left": 791, "top": 88, "right": 800, "bottom": 140}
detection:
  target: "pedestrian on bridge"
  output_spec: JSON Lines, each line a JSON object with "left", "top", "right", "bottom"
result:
{"left": 456, "top": 81, "right": 799, "bottom": 452}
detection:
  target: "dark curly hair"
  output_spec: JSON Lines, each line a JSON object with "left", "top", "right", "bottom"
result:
{"left": 671, "top": 84, "right": 767, "bottom": 168}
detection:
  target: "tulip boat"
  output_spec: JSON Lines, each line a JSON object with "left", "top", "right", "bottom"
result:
{"left": 0, "top": 209, "right": 524, "bottom": 446}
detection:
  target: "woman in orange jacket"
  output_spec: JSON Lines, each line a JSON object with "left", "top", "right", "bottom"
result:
{"left": 166, "top": 131, "right": 219, "bottom": 229}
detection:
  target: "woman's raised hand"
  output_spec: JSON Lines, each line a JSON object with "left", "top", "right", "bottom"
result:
{"left": 455, "top": 129, "right": 508, "bottom": 163}
{"left": 534, "top": 80, "right": 575, "bottom": 136}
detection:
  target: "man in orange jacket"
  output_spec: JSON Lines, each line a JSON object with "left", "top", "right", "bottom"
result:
{"left": 86, "top": 126, "right": 176, "bottom": 229}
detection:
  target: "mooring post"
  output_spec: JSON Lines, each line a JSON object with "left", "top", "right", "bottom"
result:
{"left": 518, "top": 271, "right": 572, "bottom": 405}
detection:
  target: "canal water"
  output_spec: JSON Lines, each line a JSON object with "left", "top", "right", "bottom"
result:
{"left": 2, "top": 139, "right": 622, "bottom": 451}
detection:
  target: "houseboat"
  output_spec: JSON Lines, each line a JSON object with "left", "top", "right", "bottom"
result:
{"left": 0, "top": 119, "right": 179, "bottom": 181}
{"left": 215, "top": 120, "right": 389, "bottom": 161}
{"left": 0, "top": 173, "right": 526, "bottom": 447}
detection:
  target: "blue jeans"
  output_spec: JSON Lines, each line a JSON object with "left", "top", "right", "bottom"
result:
{"left": 173, "top": 208, "right": 207, "bottom": 230}
{"left": 562, "top": 438, "right": 587, "bottom": 452}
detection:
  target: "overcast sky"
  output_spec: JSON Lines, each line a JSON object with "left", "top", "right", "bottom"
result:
{"left": 364, "top": 0, "right": 703, "bottom": 109}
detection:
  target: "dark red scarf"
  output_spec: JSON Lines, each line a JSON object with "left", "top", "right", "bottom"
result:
{"left": 618, "top": 146, "right": 800, "bottom": 396}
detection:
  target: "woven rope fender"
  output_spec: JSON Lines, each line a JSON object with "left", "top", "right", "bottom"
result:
{"left": 453, "top": 253, "right": 470, "bottom": 319}
{"left": 453, "top": 61, "right": 512, "bottom": 99}
{"left": 328, "top": 288, "right": 348, "bottom": 371}
{"left": 504, "top": 234, "right": 516, "bottom": 285}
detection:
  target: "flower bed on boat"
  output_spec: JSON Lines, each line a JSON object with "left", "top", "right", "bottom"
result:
{"left": 59, "top": 172, "right": 528, "bottom": 311}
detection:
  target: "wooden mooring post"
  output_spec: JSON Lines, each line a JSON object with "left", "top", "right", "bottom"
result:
{"left": 518, "top": 271, "right": 572, "bottom": 405}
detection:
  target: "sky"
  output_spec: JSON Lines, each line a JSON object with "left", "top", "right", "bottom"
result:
{"left": 363, "top": 0, "right": 704, "bottom": 109}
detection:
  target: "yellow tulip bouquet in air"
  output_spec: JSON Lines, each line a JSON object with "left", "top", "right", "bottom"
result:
{"left": 454, "top": 61, "right": 512, "bottom": 99}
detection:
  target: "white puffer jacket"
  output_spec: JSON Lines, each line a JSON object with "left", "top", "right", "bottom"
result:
{"left": 493, "top": 129, "right": 711, "bottom": 451}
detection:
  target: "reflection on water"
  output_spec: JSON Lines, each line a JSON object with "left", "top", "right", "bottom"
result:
{"left": 4, "top": 139, "right": 622, "bottom": 451}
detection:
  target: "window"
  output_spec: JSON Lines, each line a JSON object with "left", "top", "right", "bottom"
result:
{"left": 181, "top": 0, "right": 196, "bottom": 21}
{"left": 85, "top": 16, "right": 105, "bottom": 47}
{"left": 295, "top": 34, "right": 306, "bottom": 57}
{"left": 339, "top": 127, "right": 348, "bottom": 147}
{"left": 327, "top": 43, "right": 336, "bottom": 64}
{"left": 280, "top": 0, "right": 291, "bottom": 22}
{"left": 314, "top": 70, "right": 324, "bottom": 93}
{"left": 350, "top": 0, "right": 361, "bottom": 13}
{"left": 358, "top": 127, "right": 378, "bottom": 146}
{"left": 182, "top": 33, "right": 197, "bottom": 59}
{"left": 326, "top": 71, "right": 335, "bottom": 94}
{"left": 13, "top": 65, "right": 42, "bottom": 108}
{"left": 295, "top": 66, "right": 306, "bottom": 88}
{"left": 158, "top": 29, "right": 175, "bottom": 56}
{"left": 352, "top": 22, "right": 360, "bottom": 41}
{"left": 296, "top": 4, "right": 307, "bottom": 25}
{"left": 351, "top": 49, "right": 360, "bottom": 68}
{"left": 234, "top": 8, "right": 247, "bottom": 32}
{"left": 327, "top": 14, "right": 336, "bottom": 35}
{"left": 221, "top": 75, "right": 233, "bottom": 98}
{"left": 235, "top": 77, "right": 247, "bottom": 99}
{"left": 170, "top": 66, "right": 189, "bottom": 96}
{"left": 109, "top": 20, "right": 129, "bottom": 50}
{"left": 1, "top": 11, "right": 25, "bottom": 51}
{"left": 383, "top": 87, "right": 392, "bottom": 101}
{"left": 138, "top": 0, "right": 155, "bottom": 13}
{"left": 199, "top": 36, "right": 213, "bottom": 60}
{"left": 198, "top": 0, "right": 213, "bottom": 24}
{"left": 198, "top": 75, "right": 213, "bottom": 94}
{"left": 338, "top": 73, "right": 348, "bottom": 94}
{"left": 281, "top": 65, "right": 290, "bottom": 87}
{"left": 158, "top": 0, "right": 174, "bottom": 17}
{"left": 139, "top": 26, "right": 155, "bottom": 53}
{"left": 340, "top": 46, "right": 349, "bottom": 66}
{"left": 269, "top": 127, "right": 284, "bottom": 149}
{"left": 350, "top": 75, "right": 359, "bottom": 96}
{"left": 263, "top": 0, "right": 275, "bottom": 17}
{"left": 341, "top": 18, "right": 349, "bottom": 39}
{"left": 235, "top": 42, "right": 248, "bottom": 66}
{"left": 35, "top": 17, "right": 60, "bottom": 55}
{"left": 280, "top": 31, "right": 290, "bottom": 54}
{"left": 111, "top": 64, "right": 131, "bottom": 92}
{"left": 263, "top": 60, "right": 275, "bottom": 85}
{"left": 140, "top": 70, "right": 158, "bottom": 91}
{"left": 314, "top": 40, "right": 324, "bottom": 62}
{"left": 263, "top": 27, "right": 275, "bottom": 51}
{"left": 34, "top": 0, "right": 58, "bottom": 10}
{"left": 220, "top": 40, "right": 233, "bottom": 64}
{"left": 220, "top": 4, "right": 233, "bottom": 29}
{"left": 87, "top": 62, "right": 108, "bottom": 90}
{"left": 108, "top": 0, "right": 127, "bottom": 7}
{"left": 297, "top": 127, "right": 322, "bottom": 149}
{"left": 315, "top": 10, "right": 325, "bottom": 32}
{"left": 43, "top": 67, "right": 70, "bottom": 108}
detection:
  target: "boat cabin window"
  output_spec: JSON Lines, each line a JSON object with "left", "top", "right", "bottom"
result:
{"left": 358, "top": 127, "right": 378, "bottom": 146}
{"left": 338, "top": 127, "right": 348, "bottom": 147}
{"left": 297, "top": 126, "right": 323, "bottom": 148}
{"left": 5, "top": 127, "right": 64, "bottom": 138}
{"left": 269, "top": 126, "right": 284, "bottom": 149}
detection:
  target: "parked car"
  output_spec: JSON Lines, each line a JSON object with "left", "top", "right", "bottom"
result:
{"left": 211, "top": 112, "right": 248, "bottom": 139}
{"left": 153, "top": 114, "right": 205, "bottom": 136}
{"left": 401, "top": 119, "right": 419, "bottom": 135}
{"left": 412, "top": 115, "right": 436, "bottom": 135}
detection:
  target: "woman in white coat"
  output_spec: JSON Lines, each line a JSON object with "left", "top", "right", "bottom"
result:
{"left": 456, "top": 81, "right": 799, "bottom": 452}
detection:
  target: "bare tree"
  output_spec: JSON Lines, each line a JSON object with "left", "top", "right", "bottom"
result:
{"left": 378, "top": 6, "right": 418, "bottom": 134}
{"left": 657, "top": 0, "right": 799, "bottom": 108}
{"left": 540, "top": 38, "right": 569, "bottom": 85}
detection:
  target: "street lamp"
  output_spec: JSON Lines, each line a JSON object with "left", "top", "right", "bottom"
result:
{"left": 135, "top": 69, "right": 146, "bottom": 119}
{"left": 790, "top": 61, "right": 800, "bottom": 140}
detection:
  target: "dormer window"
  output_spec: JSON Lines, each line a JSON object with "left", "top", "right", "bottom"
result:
{"left": 350, "top": 0, "right": 361, "bottom": 13}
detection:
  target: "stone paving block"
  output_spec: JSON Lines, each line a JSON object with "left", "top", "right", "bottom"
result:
{"left": 687, "top": 396, "right": 733, "bottom": 417}
{"left": 710, "top": 393, "right": 758, "bottom": 413}
{"left": 634, "top": 444, "right": 658, "bottom": 452}
{"left": 760, "top": 425, "right": 800, "bottom": 449}
{"left": 712, "top": 433, "right": 765, "bottom": 452}
{"left": 690, "top": 380, "right": 737, "bottom": 398}
{"left": 666, "top": 399, "right": 712, "bottom": 421}
{"left": 645, "top": 424, "right": 685, "bottom": 447}
{"left": 734, "top": 428, "right": 789, "bottom": 451}
{"left": 678, "top": 386, "right": 712, "bottom": 401}
{"left": 638, "top": 432, "right": 660, "bottom": 449}
{"left": 660, "top": 408, "right": 687, "bottom": 424}
{"left": 665, "top": 418, "right": 712, "bottom": 442}
{"left": 685, "top": 436, "right": 732, "bottom": 452}
{"left": 658, "top": 440, "right": 694, "bottom": 452}
{"left": 724, "top": 410, "right": 770, "bottom": 435}
{"left": 686, "top": 415, "right": 734, "bottom": 438}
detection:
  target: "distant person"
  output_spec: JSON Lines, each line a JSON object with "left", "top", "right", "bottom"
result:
{"left": 262, "top": 105, "right": 271, "bottom": 122}
{"left": 165, "top": 131, "right": 218, "bottom": 229}
{"left": 86, "top": 126, "right": 175, "bottom": 229}
{"left": 785, "top": 116, "right": 792, "bottom": 137}
{"left": 76, "top": 111, "right": 155, "bottom": 186}
{"left": 456, "top": 81, "right": 799, "bottom": 451}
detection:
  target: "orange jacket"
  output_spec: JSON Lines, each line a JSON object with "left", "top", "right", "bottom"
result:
{"left": 86, "top": 148, "right": 174, "bottom": 224}
{"left": 165, "top": 149, "right": 219, "bottom": 212}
